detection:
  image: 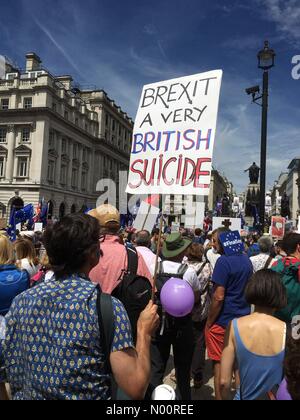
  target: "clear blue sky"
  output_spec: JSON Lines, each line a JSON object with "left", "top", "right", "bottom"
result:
{"left": 1, "top": 0, "right": 299, "bottom": 193}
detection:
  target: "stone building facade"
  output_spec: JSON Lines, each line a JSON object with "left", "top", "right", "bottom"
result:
{"left": 0, "top": 53, "right": 133, "bottom": 220}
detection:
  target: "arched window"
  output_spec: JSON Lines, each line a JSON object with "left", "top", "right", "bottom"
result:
{"left": 48, "top": 201, "right": 54, "bottom": 219}
{"left": 71, "top": 204, "right": 76, "bottom": 214}
{"left": 59, "top": 203, "right": 65, "bottom": 219}
{"left": 0, "top": 202, "right": 6, "bottom": 218}
{"left": 10, "top": 197, "right": 24, "bottom": 212}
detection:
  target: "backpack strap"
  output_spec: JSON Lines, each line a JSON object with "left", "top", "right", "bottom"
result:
{"left": 96, "top": 286, "right": 114, "bottom": 374}
{"left": 177, "top": 263, "right": 189, "bottom": 278}
{"left": 126, "top": 247, "right": 138, "bottom": 276}
{"left": 196, "top": 262, "right": 207, "bottom": 277}
{"left": 263, "top": 256, "right": 274, "bottom": 270}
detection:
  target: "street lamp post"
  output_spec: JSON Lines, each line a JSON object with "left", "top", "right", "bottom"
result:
{"left": 257, "top": 41, "right": 276, "bottom": 232}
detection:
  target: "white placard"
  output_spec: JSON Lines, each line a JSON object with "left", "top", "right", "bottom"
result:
{"left": 171, "top": 222, "right": 180, "bottom": 232}
{"left": 133, "top": 201, "right": 160, "bottom": 233}
{"left": 16, "top": 223, "right": 21, "bottom": 232}
{"left": 126, "top": 70, "right": 223, "bottom": 196}
{"left": 298, "top": 216, "right": 300, "bottom": 233}
{"left": 185, "top": 202, "right": 205, "bottom": 228}
{"left": 213, "top": 217, "right": 242, "bottom": 232}
{"left": 34, "top": 223, "right": 43, "bottom": 232}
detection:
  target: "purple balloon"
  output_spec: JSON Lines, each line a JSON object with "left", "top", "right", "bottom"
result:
{"left": 276, "top": 379, "right": 292, "bottom": 401}
{"left": 160, "top": 277, "right": 195, "bottom": 318}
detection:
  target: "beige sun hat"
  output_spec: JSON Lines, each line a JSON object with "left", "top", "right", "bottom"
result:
{"left": 88, "top": 204, "right": 120, "bottom": 227}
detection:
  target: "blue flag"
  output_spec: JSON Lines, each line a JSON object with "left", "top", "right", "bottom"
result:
{"left": 7, "top": 207, "right": 16, "bottom": 242}
{"left": 219, "top": 230, "right": 245, "bottom": 256}
{"left": 15, "top": 204, "right": 34, "bottom": 225}
{"left": 40, "top": 202, "right": 49, "bottom": 225}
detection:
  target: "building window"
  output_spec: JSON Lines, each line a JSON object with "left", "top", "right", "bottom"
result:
{"left": 49, "top": 131, "right": 55, "bottom": 149}
{"left": 22, "top": 127, "right": 31, "bottom": 143}
{"left": 64, "top": 111, "right": 69, "bottom": 120}
{"left": 0, "top": 99, "right": 9, "bottom": 110}
{"left": 17, "top": 157, "right": 28, "bottom": 177}
{"left": 105, "top": 114, "right": 109, "bottom": 127}
{"left": 0, "top": 128, "right": 7, "bottom": 143}
{"left": 112, "top": 120, "right": 116, "bottom": 132}
{"left": 73, "top": 143, "right": 78, "bottom": 159}
{"left": 52, "top": 103, "right": 57, "bottom": 112}
{"left": 82, "top": 148, "right": 87, "bottom": 162}
{"left": 75, "top": 118, "right": 79, "bottom": 126}
{"left": 82, "top": 171, "right": 87, "bottom": 191}
{"left": 60, "top": 165, "right": 67, "bottom": 185}
{"left": 71, "top": 168, "right": 78, "bottom": 188}
{"left": 61, "top": 138, "right": 67, "bottom": 154}
{"left": 0, "top": 157, "right": 5, "bottom": 177}
{"left": 24, "top": 97, "right": 32, "bottom": 109}
{"left": 47, "top": 160, "right": 55, "bottom": 182}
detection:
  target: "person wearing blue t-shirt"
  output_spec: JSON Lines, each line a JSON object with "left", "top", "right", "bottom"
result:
{"left": 205, "top": 227, "right": 253, "bottom": 400}
{"left": 0, "top": 235, "right": 30, "bottom": 316}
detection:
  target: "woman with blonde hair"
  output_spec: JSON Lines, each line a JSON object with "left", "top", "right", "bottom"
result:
{"left": 14, "top": 238, "right": 39, "bottom": 278}
{"left": 0, "top": 235, "right": 30, "bottom": 316}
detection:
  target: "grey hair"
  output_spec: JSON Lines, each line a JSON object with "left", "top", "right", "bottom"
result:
{"left": 258, "top": 236, "right": 274, "bottom": 253}
{"left": 135, "top": 230, "right": 151, "bottom": 247}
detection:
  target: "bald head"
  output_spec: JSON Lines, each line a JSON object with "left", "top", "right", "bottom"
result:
{"left": 135, "top": 230, "right": 151, "bottom": 247}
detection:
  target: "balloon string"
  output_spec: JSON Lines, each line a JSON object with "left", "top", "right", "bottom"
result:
{"left": 160, "top": 311, "right": 166, "bottom": 336}
{"left": 152, "top": 213, "right": 164, "bottom": 302}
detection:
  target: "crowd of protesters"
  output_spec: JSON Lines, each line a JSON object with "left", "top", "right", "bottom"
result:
{"left": 0, "top": 204, "right": 300, "bottom": 400}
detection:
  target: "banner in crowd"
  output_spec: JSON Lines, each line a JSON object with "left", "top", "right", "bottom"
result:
{"left": 213, "top": 217, "right": 242, "bottom": 232}
{"left": 271, "top": 216, "right": 285, "bottom": 239}
{"left": 219, "top": 230, "right": 245, "bottom": 256}
{"left": 185, "top": 201, "right": 205, "bottom": 228}
{"left": 133, "top": 201, "right": 160, "bottom": 233}
{"left": 126, "top": 70, "right": 223, "bottom": 196}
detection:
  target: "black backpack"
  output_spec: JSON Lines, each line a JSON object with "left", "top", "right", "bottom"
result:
{"left": 111, "top": 246, "right": 152, "bottom": 343}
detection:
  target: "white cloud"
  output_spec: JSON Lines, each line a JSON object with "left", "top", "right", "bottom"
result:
{"left": 222, "top": 35, "right": 263, "bottom": 51}
{"left": 258, "top": 0, "right": 300, "bottom": 46}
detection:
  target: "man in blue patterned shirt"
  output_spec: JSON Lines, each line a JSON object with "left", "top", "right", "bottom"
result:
{"left": 0, "top": 214, "right": 159, "bottom": 400}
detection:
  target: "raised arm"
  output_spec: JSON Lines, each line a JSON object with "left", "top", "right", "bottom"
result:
{"left": 110, "top": 300, "right": 159, "bottom": 400}
{"left": 0, "top": 383, "right": 9, "bottom": 401}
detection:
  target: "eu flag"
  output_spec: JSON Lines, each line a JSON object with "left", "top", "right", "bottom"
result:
{"left": 7, "top": 207, "right": 16, "bottom": 242}
{"left": 219, "top": 230, "right": 245, "bottom": 257}
{"left": 40, "top": 202, "right": 49, "bottom": 225}
{"left": 15, "top": 204, "right": 34, "bottom": 225}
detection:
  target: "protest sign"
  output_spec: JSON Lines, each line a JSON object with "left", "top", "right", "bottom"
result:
{"left": 133, "top": 201, "right": 160, "bottom": 233}
{"left": 34, "top": 223, "right": 43, "bottom": 232}
{"left": 126, "top": 70, "right": 223, "bottom": 196}
{"left": 271, "top": 216, "right": 285, "bottom": 239}
{"left": 219, "top": 231, "right": 245, "bottom": 256}
{"left": 285, "top": 220, "right": 294, "bottom": 234}
{"left": 16, "top": 223, "right": 21, "bottom": 232}
{"left": 185, "top": 202, "right": 205, "bottom": 228}
{"left": 171, "top": 222, "right": 180, "bottom": 233}
{"left": 213, "top": 217, "right": 242, "bottom": 232}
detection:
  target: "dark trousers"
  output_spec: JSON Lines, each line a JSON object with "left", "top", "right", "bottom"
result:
{"left": 191, "top": 319, "right": 207, "bottom": 382}
{"left": 149, "top": 316, "right": 194, "bottom": 400}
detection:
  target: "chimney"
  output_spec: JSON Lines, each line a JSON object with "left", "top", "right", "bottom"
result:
{"left": 55, "top": 76, "right": 73, "bottom": 90}
{"left": 26, "top": 52, "right": 42, "bottom": 71}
